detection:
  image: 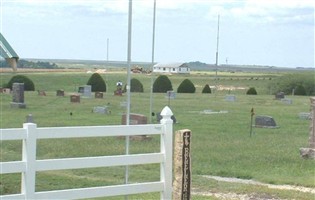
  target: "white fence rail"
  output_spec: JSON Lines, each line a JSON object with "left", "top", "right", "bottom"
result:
{"left": 0, "top": 106, "right": 173, "bottom": 200}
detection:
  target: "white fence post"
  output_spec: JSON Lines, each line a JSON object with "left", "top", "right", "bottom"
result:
{"left": 22, "top": 123, "right": 37, "bottom": 199}
{"left": 160, "top": 106, "right": 173, "bottom": 200}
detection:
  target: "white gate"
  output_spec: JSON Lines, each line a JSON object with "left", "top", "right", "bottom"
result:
{"left": 0, "top": 106, "right": 173, "bottom": 200}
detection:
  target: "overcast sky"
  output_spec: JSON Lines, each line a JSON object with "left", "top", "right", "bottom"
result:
{"left": 1, "top": 0, "right": 314, "bottom": 68}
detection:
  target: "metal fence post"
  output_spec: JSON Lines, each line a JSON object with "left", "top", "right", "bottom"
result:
{"left": 22, "top": 123, "right": 37, "bottom": 199}
{"left": 160, "top": 106, "right": 173, "bottom": 200}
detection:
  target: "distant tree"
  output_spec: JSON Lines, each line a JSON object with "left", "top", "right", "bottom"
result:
{"left": 153, "top": 75, "right": 173, "bottom": 93}
{"left": 123, "top": 78, "right": 144, "bottom": 92}
{"left": 246, "top": 87, "right": 257, "bottom": 95}
{"left": 7, "top": 75, "right": 35, "bottom": 91}
{"left": 294, "top": 85, "right": 307, "bottom": 96}
{"left": 177, "top": 79, "right": 196, "bottom": 93}
{"left": 87, "top": 73, "right": 106, "bottom": 92}
{"left": 202, "top": 84, "right": 211, "bottom": 94}
{"left": 269, "top": 73, "right": 314, "bottom": 96}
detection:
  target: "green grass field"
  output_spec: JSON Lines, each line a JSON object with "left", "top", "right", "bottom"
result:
{"left": 0, "top": 70, "right": 314, "bottom": 199}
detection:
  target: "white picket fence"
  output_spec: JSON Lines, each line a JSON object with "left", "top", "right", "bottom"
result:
{"left": 0, "top": 106, "right": 173, "bottom": 200}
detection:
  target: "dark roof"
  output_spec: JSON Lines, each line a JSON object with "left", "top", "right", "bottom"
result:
{"left": 0, "top": 32, "right": 19, "bottom": 59}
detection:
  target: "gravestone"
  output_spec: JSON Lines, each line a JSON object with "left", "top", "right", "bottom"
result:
{"left": 166, "top": 90, "right": 176, "bottom": 99}
{"left": 173, "top": 129, "right": 192, "bottom": 200}
{"left": 93, "top": 106, "right": 109, "bottom": 114}
{"left": 25, "top": 114, "right": 34, "bottom": 123}
{"left": 78, "top": 85, "right": 91, "bottom": 98}
{"left": 121, "top": 113, "right": 147, "bottom": 125}
{"left": 10, "top": 83, "right": 26, "bottom": 108}
{"left": 70, "top": 94, "right": 80, "bottom": 103}
{"left": 300, "top": 97, "right": 315, "bottom": 159}
{"left": 281, "top": 98, "right": 292, "bottom": 104}
{"left": 56, "top": 89, "right": 65, "bottom": 97}
{"left": 95, "top": 92, "right": 103, "bottom": 99}
{"left": 202, "top": 109, "right": 228, "bottom": 114}
{"left": 120, "top": 101, "right": 127, "bottom": 107}
{"left": 299, "top": 112, "right": 311, "bottom": 120}
{"left": 121, "top": 113, "right": 150, "bottom": 140}
{"left": 255, "top": 115, "right": 278, "bottom": 128}
{"left": 275, "top": 92, "right": 285, "bottom": 100}
{"left": 225, "top": 95, "right": 236, "bottom": 102}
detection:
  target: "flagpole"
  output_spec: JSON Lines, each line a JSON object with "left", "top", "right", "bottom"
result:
{"left": 125, "top": 0, "right": 132, "bottom": 196}
{"left": 214, "top": 14, "right": 220, "bottom": 97}
{"left": 149, "top": 0, "right": 156, "bottom": 123}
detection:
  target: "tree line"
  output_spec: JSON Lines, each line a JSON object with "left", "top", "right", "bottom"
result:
{"left": 0, "top": 59, "right": 60, "bottom": 69}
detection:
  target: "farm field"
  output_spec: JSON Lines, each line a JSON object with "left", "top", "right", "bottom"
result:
{"left": 0, "top": 69, "right": 314, "bottom": 199}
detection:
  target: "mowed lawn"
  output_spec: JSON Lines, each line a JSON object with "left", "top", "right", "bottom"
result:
{"left": 0, "top": 70, "right": 314, "bottom": 198}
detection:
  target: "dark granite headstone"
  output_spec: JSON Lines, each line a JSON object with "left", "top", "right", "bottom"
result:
{"left": 10, "top": 83, "right": 26, "bottom": 108}
{"left": 275, "top": 92, "right": 285, "bottom": 100}
{"left": 56, "top": 90, "right": 65, "bottom": 96}
{"left": 255, "top": 115, "right": 278, "bottom": 128}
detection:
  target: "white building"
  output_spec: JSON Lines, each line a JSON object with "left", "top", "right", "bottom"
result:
{"left": 153, "top": 63, "right": 190, "bottom": 74}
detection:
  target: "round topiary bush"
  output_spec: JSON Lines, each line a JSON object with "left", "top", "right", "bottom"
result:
{"left": 202, "top": 84, "right": 211, "bottom": 94}
{"left": 246, "top": 87, "right": 257, "bottom": 95}
{"left": 87, "top": 73, "right": 106, "bottom": 92}
{"left": 177, "top": 79, "right": 196, "bottom": 93}
{"left": 153, "top": 75, "right": 173, "bottom": 93}
{"left": 123, "top": 78, "right": 144, "bottom": 92}
{"left": 7, "top": 75, "right": 35, "bottom": 91}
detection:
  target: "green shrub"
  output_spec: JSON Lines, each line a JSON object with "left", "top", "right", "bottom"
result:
{"left": 7, "top": 75, "right": 35, "bottom": 91}
{"left": 153, "top": 75, "right": 173, "bottom": 93}
{"left": 294, "top": 85, "right": 307, "bottom": 96}
{"left": 87, "top": 73, "right": 106, "bottom": 92}
{"left": 177, "top": 79, "right": 196, "bottom": 93}
{"left": 202, "top": 84, "right": 211, "bottom": 94}
{"left": 123, "top": 78, "right": 144, "bottom": 92}
{"left": 270, "top": 73, "right": 315, "bottom": 95}
{"left": 246, "top": 87, "right": 257, "bottom": 95}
